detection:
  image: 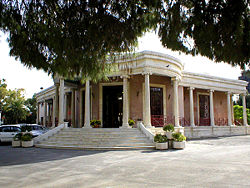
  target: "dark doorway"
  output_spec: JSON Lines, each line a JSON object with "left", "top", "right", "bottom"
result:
{"left": 150, "top": 87, "right": 163, "bottom": 116}
{"left": 199, "top": 95, "right": 210, "bottom": 126}
{"left": 103, "top": 86, "right": 123, "bottom": 128}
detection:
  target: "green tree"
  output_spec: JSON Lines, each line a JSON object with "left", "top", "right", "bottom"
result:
{"left": 25, "top": 95, "right": 37, "bottom": 124}
{"left": 235, "top": 95, "right": 250, "bottom": 109}
{"left": 0, "top": 0, "right": 249, "bottom": 81}
{"left": 2, "top": 88, "right": 28, "bottom": 124}
{"left": 0, "top": 79, "right": 8, "bottom": 111}
{"left": 234, "top": 105, "right": 250, "bottom": 125}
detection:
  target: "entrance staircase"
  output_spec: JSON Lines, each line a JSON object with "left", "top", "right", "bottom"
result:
{"left": 35, "top": 128, "right": 155, "bottom": 150}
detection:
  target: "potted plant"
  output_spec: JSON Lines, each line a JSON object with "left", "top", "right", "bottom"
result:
{"left": 12, "top": 133, "right": 22, "bottom": 147}
{"left": 163, "top": 124, "right": 174, "bottom": 139}
{"left": 21, "top": 133, "right": 34, "bottom": 147}
{"left": 172, "top": 132, "right": 186, "bottom": 149}
{"left": 90, "top": 120, "right": 101, "bottom": 128}
{"left": 128, "top": 119, "right": 135, "bottom": 128}
{"left": 154, "top": 134, "right": 168, "bottom": 150}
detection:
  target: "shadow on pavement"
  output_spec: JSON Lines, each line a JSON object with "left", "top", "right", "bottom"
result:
{"left": 0, "top": 144, "right": 108, "bottom": 167}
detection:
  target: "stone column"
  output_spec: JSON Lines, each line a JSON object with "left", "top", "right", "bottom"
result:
{"left": 231, "top": 95, "right": 234, "bottom": 124}
{"left": 43, "top": 100, "right": 47, "bottom": 126}
{"left": 242, "top": 94, "right": 248, "bottom": 126}
{"left": 71, "top": 89, "right": 76, "bottom": 127}
{"left": 227, "top": 92, "right": 232, "bottom": 126}
{"left": 64, "top": 93, "right": 67, "bottom": 120}
{"left": 36, "top": 103, "right": 39, "bottom": 124}
{"left": 144, "top": 72, "right": 152, "bottom": 127}
{"left": 55, "top": 84, "right": 59, "bottom": 126}
{"left": 58, "top": 78, "right": 65, "bottom": 125}
{"left": 172, "top": 77, "right": 180, "bottom": 127}
{"left": 189, "top": 87, "right": 195, "bottom": 127}
{"left": 52, "top": 97, "right": 56, "bottom": 127}
{"left": 122, "top": 75, "right": 129, "bottom": 128}
{"left": 209, "top": 90, "right": 215, "bottom": 126}
{"left": 84, "top": 79, "right": 91, "bottom": 128}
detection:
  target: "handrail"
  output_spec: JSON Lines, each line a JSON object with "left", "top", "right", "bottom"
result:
{"left": 33, "top": 122, "right": 68, "bottom": 144}
{"left": 137, "top": 121, "right": 154, "bottom": 141}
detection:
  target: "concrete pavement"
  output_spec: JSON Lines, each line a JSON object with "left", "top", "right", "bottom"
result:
{"left": 1, "top": 135, "right": 250, "bottom": 187}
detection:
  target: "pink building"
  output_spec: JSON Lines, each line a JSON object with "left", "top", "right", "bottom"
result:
{"left": 36, "top": 51, "right": 249, "bottom": 140}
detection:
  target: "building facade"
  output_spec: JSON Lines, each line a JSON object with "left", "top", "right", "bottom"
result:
{"left": 36, "top": 51, "right": 249, "bottom": 137}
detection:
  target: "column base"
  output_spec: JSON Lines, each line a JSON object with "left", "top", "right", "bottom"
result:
{"left": 120, "top": 123, "right": 130, "bottom": 129}
{"left": 82, "top": 126, "right": 92, "bottom": 129}
{"left": 190, "top": 124, "right": 195, "bottom": 127}
{"left": 174, "top": 126, "right": 184, "bottom": 135}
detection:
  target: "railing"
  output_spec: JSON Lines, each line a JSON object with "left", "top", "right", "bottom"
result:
{"left": 214, "top": 118, "right": 228, "bottom": 126}
{"left": 151, "top": 116, "right": 233, "bottom": 127}
{"left": 151, "top": 115, "right": 174, "bottom": 127}
{"left": 234, "top": 119, "right": 243, "bottom": 126}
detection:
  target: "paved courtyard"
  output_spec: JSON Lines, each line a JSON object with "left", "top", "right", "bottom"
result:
{"left": 1, "top": 135, "right": 250, "bottom": 188}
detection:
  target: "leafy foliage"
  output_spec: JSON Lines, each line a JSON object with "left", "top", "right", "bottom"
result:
{"left": 154, "top": 134, "right": 168, "bottom": 143}
{"left": 172, "top": 132, "right": 186, "bottom": 142}
{"left": 0, "top": 78, "right": 36, "bottom": 124}
{"left": 128, "top": 119, "right": 135, "bottom": 126}
{"left": 90, "top": 119, "right": 101, "bottom": 128}
{"left": 25, "top": 95, "right": 37, "bottom": 124}
{"left": 3, "top": 88, "right": 28, "bottom": 124}
{"left": 0, "top": 79, "right": 8, "bottom": 111}
{"left": 21, "top": 133, "right": 33, "bottom": 141}
{"left": 13, "top": 133, "right": 22, "bottom": 141}
{"left": 0, "top": 0, "right": 248, "bottom": 80}
{"left": 233, "top": 105, "right": 250, "bottom": 124}
{"left": 163, "top": 124, "right": 174, "bottom": 132}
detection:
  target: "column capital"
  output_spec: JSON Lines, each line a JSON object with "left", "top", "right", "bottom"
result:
{"left": 142, "top": 69, "right": 152, "bottom": 75}
{"left": 209, "top": 89, "right": 214, "bottom": 93}
{"left": 226, "top": 91, "right": 232, "bottom": 95}
{"left": 187, "top": 87, "right": 195, "bottom": 91}
{"left": 120, "top": 75, "right": 130, "bottom": 79}
{"left": 241, "top": 93, "right": 247, "bottom": 97}
{"left": 171, "top": 76, "right": 181, "bottom": 83}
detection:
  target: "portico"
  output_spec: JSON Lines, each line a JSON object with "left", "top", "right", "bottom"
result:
{"left": 36, "top": 51, "right": 249, "bottom": 139}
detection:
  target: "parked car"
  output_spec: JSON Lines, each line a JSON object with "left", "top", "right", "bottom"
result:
{"left": 0, "top": 125, "right": 21, "bottom": 142}
{"left": 20, "top": 124, "right": 49, "bottom": 137}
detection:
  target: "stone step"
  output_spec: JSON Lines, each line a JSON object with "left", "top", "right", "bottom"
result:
{"left": 40, "top": 141, "right": 155, "bottom": 147}
{"left": 63, "top": 128, "right": 139, "bottom": 131}
{"left": 36, "top": 127, "right": 154, "bottom": 150}
{"left": 57, "top": 131, "right": 144, "bottom": 135}
{"left": 52, "top": 134, "right": 147, "bottom": 139}
{"left": 35, "top": 144, "right": 155, "bottom": 150}
{"left": 44, "top": 138, "right": 153, "bottom": 144}
{"left": 49, "top": 137, "right": 150, "bottom": 142}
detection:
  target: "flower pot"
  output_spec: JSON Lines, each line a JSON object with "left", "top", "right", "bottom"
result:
{"left": 173, "top": 141, "right": 186, "bottom": 149}
{"left": 155, "top": 142, "right": 168, "bottom": 150}
{"left": 165, "top": 131, "right": 173, "bottom": 140}
{"left": 22, "top": 140, "right": 34, "bottom": 148}
{"left": 12, "top": 140, "right": 21, "bottom": 147}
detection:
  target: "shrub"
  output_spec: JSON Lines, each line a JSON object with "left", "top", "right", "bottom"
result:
{"left": 154, "top": 134, "right": 168, "bottom": 143}
{"left": 21, "top": 133, "right": 33, "bottom": 141}
{"left": 90, "top": 120, "right": 101, "bottom": 128}
{"left": 172, "top": 132, "right": 186, "bottom": 142}
{"left": 163, "top": 124, "right": 174, "bottom": 132}
{"left": 128, "top": 119, "right": 135, "bottom": 126}
{"left": 13, "top": 133, "right": 22, "bottom": 141}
